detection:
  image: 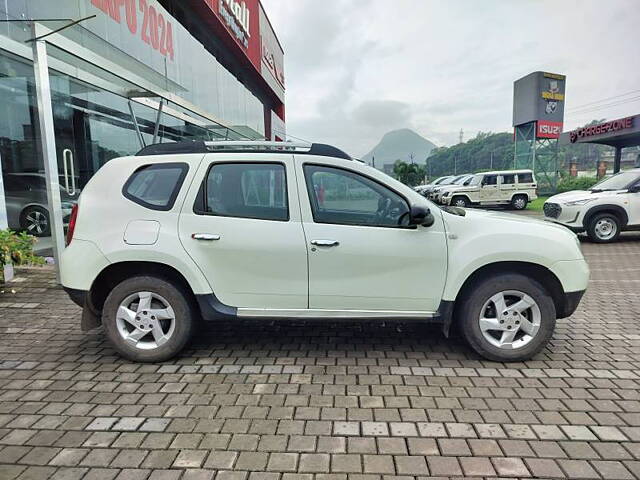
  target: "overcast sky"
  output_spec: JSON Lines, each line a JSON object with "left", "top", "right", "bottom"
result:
{"left": 262, "top": 0, "right": 640, "bottom": 157}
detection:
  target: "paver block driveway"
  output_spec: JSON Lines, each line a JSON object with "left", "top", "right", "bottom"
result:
{"left": 1, "top": 233, "right": 640, "bottom": 479}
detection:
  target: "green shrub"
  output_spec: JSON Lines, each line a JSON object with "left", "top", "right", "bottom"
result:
{"left": 556, "top": 176, "right": 599, "bottom": 193}
{"left": 0, "top": 229, "right": 45, "bottom": 266}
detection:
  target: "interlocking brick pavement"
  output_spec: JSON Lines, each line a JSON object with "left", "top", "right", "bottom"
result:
{"left": 1, "top": 232, "right": 640, "bottom": 479}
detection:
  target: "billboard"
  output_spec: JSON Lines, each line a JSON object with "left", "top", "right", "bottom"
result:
{"left": 513, "top": 71, "right": 566, "bottom": 138}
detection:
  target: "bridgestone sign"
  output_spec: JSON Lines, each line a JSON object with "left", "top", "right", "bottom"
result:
{"left": 570, "top": 117, "right": 634, "bottom": 143}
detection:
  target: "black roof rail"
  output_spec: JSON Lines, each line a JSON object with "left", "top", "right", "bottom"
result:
{"left": 135, "top": 140, "right": 352, "bottom": 161}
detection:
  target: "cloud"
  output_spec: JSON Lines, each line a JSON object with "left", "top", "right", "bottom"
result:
{"left": 262, "top": 0, "right": 640, "bottom": 156}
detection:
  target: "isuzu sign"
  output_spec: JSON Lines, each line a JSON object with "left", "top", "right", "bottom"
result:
{"left": 537, "top": 120, "right": 563, "bottom": 139}
{"left": 570, "top": 117, "right": 634, "bottom": 143}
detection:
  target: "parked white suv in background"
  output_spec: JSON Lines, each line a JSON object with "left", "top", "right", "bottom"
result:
{"left": 62, "top": 141, "right": 588, "bottom": 363}
{"left": 544, "top": 169, "right": 640, "bottom": 243}
{"left": 441, "top": 170, "right": 537, "bottom": 209}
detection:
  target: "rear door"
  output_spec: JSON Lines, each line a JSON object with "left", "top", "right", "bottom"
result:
{"left": 517, "top": 171, "right": 537, "bottom": 200}
{"left": 499, "top": 173, "right": 517, "bottom": 201}
{"left": 178, "top": 154, "right": 308, "bottom": 309}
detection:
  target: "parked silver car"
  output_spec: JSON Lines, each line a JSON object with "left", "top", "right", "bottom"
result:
{"left": 3, "top": 173, "right": 78, "bottom": 236}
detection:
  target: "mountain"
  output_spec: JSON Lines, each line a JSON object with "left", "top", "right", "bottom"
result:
{"left": 361, "top": 129, "right": 437, "bottom": 168}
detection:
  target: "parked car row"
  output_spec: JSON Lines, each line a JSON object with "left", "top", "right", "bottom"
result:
{"left": 415, "top": 169, "right": 538, "bottom": 210}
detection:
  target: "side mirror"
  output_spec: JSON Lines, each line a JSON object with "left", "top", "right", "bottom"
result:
{"left": 628, "top": 184, "right": 640, "bottom": 193}
{"left": 409, "top": 205, "right": 435, "bottom": 227}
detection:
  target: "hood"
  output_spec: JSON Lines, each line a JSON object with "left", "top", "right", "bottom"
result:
{"left": 442, "top": 184, "right": 476, "bottom": 193}
{"left": 450, "top": 207, "right": 572, "bottom": 232}
{"left": 547, "top": 189, "right": 625, "bottom": 203}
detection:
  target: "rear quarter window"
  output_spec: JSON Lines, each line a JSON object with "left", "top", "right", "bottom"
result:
{"left": 123, "top": 162, "right": 188, "bottom": 211}
{"left": 518, "top": 173, "right": 534, "bottom": 183}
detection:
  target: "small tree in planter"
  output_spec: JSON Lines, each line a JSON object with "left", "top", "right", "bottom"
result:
{"left": 0, "top": 229, "right": 45, "bottom": 283}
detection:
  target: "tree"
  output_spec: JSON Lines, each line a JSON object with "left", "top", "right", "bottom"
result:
{"left": 393, "top": 160, "right": 426, "bottom": 186}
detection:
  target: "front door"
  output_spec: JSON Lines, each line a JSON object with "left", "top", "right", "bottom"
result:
{"left": 178, "top": 155, "right": 308, "bottom": 309}
{"left": 296, "top": 160, "right": 448, "bottom": 313}
{"left": 480, "top": 174, "right": 499, "bottom": 202}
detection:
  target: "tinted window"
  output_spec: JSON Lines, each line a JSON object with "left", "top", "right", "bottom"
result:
{"left": 123, "top": 163, "right": 188, "bottom": 210}
{"left": 483, "top": 175, "right": 498, "bottom": 186}
{"left": 204, "top": 163, "right": 288, "bottom": 221}
{"left": 502, "top": 174, "right": 516, "bottom": 185}
{"left": 304, "top": 165, "right": 410, "bottom": 227}
{"left": 518, "top": 172, "right": 534, "bottom": 183}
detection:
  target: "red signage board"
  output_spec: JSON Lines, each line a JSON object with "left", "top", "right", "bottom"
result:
{"left": 537, "top": 120, "right": 563, "bottom": 139}
{"left": 570, "top": 117, "right": 634, "bottom": 143}
{"left": 202, "top": 0, "right": 261, "bottom": 73}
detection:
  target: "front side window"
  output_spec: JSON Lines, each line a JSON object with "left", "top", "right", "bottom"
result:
{"left": 483, "top": 175, "right": 498, "bottom": 186}
{"left": 203, "top": 163, "right": 288, "bottom": 221}
{"left": 123, "top": 163, "right": 188, "bottom": 210}
{"left": 304, "top": 165, "right": 410, "bottom": 227}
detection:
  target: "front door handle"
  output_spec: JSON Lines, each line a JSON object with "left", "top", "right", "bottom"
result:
{"left": 192, "top": 233, "right": 221, "bottom": 241}
{"left": 311, "top": 239, "right": 339, "bottom": 247}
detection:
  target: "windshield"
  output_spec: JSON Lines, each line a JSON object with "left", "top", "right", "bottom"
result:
{"left": 469, "top": 175, "right": 482, "bottom": 186}
{"left": 591, "top": 170, "right": 640, "bottom": 191}
{"left": 453, "top": 175, "right": 471, "bottom": 185}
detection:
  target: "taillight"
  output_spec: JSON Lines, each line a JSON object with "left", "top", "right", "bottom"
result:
{"left": 66, "top": 204, "right": 78, "bottom": 246}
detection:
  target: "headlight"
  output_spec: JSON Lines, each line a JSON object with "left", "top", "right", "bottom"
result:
{"left": 563, "top": 198, "right": 594, "bottom": 206}
{"left": 443, "top": 191, "right": 451, "bottom": 197}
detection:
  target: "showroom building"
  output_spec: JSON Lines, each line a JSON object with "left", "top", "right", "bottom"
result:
{"left": 0, "top": 0, "right": 285, "bottom": 241}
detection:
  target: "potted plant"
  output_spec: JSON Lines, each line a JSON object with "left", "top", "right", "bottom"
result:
{"left": 0, "top": 229, "right": 44, "bottom": 283}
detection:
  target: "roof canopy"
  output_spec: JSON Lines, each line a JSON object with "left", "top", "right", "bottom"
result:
{"left": 559, "top": 115, "right": 640, "bottom": 149}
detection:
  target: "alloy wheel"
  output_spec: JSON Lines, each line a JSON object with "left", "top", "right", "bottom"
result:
{"left": 25, "top": 210, "right": 48, "bottom": 235}
{"left": 115, "top": 291, "right": 176, "bottom": 350}
{"left": 514, "top": 197, "right": 526, "bottom": 209}
{"left": 478, "top": 290, "right": 541, "bottom": 349}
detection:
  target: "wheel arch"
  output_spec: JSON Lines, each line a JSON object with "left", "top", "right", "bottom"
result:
{"left": 89, "top": 261, "right": 197, "bottom": 314}
{"left": 450, "top": 194, "right": 471, "bottom": 204}
{"left": 583, "top": 204, "right": 628, "bottom": 229}
{"left": 451, "top": 261, "right": 565, "bottom": 323}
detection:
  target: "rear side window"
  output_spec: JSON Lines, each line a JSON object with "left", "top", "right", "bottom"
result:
{"left": 518, "top": 172, "right": 534, "bottom": 183}
{"left": 123, "top": 162, "right": 188, "bottom": 211}
{"left": 201, "top": 163, "right": 288, "bottom": 221}
{"left": 502, "top": 174, "right": 515, "bottom": 185}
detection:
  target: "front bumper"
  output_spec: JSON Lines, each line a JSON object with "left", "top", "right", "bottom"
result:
{"left": 557, "top": 290, "right": 585, "bottom": 318}
{"left": 543, "top": 202, "right": 584, "bottom": 229}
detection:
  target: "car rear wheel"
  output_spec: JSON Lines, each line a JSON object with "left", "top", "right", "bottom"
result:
{"left": 458, "top": 273, "right": 556, "bottom": 362}
{"left": 451, "top": 196, "right": 468, "bottom": 208}
{"left": 586, "top": 213, "right": 621, "bottom": 243}
{"left": 20, "top": 205, "right": 50, "bottom": 237}
{"left": 511, "top": 195, "right": 528, "bottom": 210}
{"left": 102, "top": 276, "right": 194, "bottom": 362}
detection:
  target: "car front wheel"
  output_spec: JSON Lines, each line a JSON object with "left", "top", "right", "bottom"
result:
{"left": 458, "top": 273, "right": 556, "bottom": 362}
{"left": 586, "top": 213, "right": 621, "bottom": 243}
{"left": 102, "top": 276, "right": 194, "bottom": 362}
{"left": 451, "top": 196, "right": 468, "bottom": 208}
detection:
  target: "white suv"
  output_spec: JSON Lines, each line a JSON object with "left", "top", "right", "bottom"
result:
{"left": 544, "top": 169, "right": 640, "bottom": 243}
{"left": 440, "top": 170, "right": 537, "bottom": 209}
{"left": 61, "top": 141, "right": 589, "bottom": 363}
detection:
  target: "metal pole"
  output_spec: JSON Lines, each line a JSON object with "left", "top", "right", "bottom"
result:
{"left": 128, "top": 100, "right": 146, "bottom": 149}
{"left": 0, "top": 153, "right": 8, "bottom": 230}
{"left": 152, "top": 98, "right": 164, "bottom": 144}
{"left": 614, "top": 147, "right": 622, "bottom": 173}
{"left": 32, "top": 25, "right": 65, "bottom": 281}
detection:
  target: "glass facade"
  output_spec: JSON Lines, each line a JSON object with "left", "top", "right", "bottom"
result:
{"left": 0, "top": 0, "right": 279, "bottom": 252}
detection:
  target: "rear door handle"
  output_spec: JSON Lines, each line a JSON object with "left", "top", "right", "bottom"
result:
{"left": 192, "top": 233, "right": 221, "bottom": 241}
{"left": 311, "top": 239, "right": 339, "bottom": 247}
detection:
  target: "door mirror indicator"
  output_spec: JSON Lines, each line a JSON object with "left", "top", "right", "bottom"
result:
{"left": 409, "top": 205, "right": 435, "bottom": 227}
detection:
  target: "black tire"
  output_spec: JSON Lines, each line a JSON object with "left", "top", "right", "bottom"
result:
{"left": 102, "top": 276, "right": 194, "bottom": 362}
{"left": 586, "top": 212, "right": 621, "bottom": 243}
{"left": 20, "top": 205, "right": 50, "bottom": 237}
{"left": 510, "top": 194, "right": 528, "bottom": 210}
{"left": 451, "top": 196, "right": 468, "bottom": 208}
{"left": 458, "top": 273, "right": 556, "bottom": 362}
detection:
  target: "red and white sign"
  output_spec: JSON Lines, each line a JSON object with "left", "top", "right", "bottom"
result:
{"left": 570, "top": 117, "right": 634, "bottom": 143}
{"left": 90, "top": 0, "right": 175, "bottom": 60}
{"left": 537, "top": 120, "right": 563, "bottom": 139}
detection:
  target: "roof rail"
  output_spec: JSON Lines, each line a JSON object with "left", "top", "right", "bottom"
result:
{"left": 135, "top": 140, "right": 352, "bottom": 160}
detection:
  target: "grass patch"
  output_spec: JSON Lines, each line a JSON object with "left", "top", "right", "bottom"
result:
{"left": 528, "top": 196, "right": 548, "bottom": 211}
